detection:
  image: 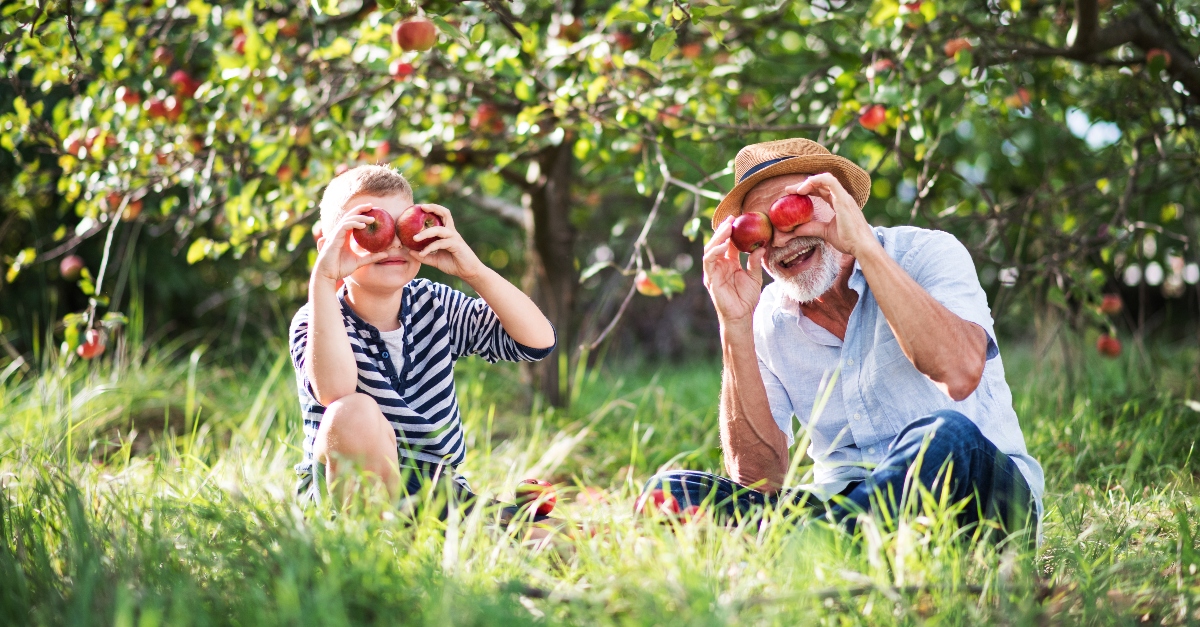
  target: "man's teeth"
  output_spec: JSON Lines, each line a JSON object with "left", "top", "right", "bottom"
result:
{"left": 781, "top": 245, "right": 815, "bottom": 267}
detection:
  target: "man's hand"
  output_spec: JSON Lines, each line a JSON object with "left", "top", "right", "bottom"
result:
{"left": 410, "top": 204, "right": 486, "bottom": 280}
{"left": 787, "top": 173, "right": 879, "bottom": 258}
{"left": 313, "top": 203, "right": 389, "bottom": 283}
{"left": 704, "top": 217, "right": 768, "bottom": 325}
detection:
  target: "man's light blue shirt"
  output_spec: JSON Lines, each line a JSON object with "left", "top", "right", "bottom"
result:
{"left": 753, "top": 226, "right": 1044, "bottom": 512}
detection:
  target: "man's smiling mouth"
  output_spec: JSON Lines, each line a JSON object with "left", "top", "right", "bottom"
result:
{"left": 780, "top": 244, "right": 817, "bottom": 269}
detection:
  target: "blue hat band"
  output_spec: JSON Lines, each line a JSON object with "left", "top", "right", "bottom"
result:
{"left": 739, "top": 156, "right": 796, "bottom": 182}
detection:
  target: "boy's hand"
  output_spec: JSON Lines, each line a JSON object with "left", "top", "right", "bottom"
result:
{"left": 410, "top": 204, "right": 486, "bottom": 280}
{"left": 313, "top": 203, "right": 389, "bottom": 283}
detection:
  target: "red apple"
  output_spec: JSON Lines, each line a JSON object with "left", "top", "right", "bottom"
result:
{"left": 635, "top": 270, "right": 663, "bottom": 296}
{"left": 145, "top": 98, "right": 167, "bottom": 119}
{"left": 859, "top": 104, "right": 886, "bottom": 131}
{"left": 1100, "top": 294, "right": 1122, "bottom": 315}
{"left": 64, "top": 135, "right": 84, "bottom": 157}
{"left": 635, "top": 488, "right": 679, "bottom": 516}
{"left": 352, "top": 207, "right": 397, "bottom": 253}
{"left": 613, "top": 32, "right": 637, "bottom": 51}
{"left": 116, "top": 86, "right": 141, "bottom": 106}
{"left": 768, "top": 194, "right": 814, "bottom": 232}
{"left": 60, "top": 255, "right": 85, "bottom": 280}
{"left": 393, "top": 18, "right": 438, "bottom": 51}
{"left": 681, "top": 42, "right": 702, "bottom": 59}
{"left": 943, "top": 38, "right": 972, "bottom": 57}
{"left": 1096, "top": 334, "right": 1122, "bottom": 358}
{"left": 77, "top": 328, "right": 106, "bottom": 360}
{"left": 515, "top": 479, "right": 556, "bottom": 516}
{"left": 152, "top": 46, "right": 173, "bottom": 66}
{"left": 164, "top": 96, "right": 182, "bottom": 121}
{"left": 389, "top": 60, "right": 415, "bottom": 81}
{"left": 277, "top": 19, "right": 299, "bottom": 37}
{"left": 397, "top": 205, "right": 444, "bottom": 251}
{"left": 903, "top": 1, "right": 923, "bottom": 10}
{"left": 730, "top": 211, "right": 774, "bottom": 253}
{"left": 123, "top": 199, "right": 144, "bottom": 221}
{"left": 277, "top": 164, "right": 293, "bottom": 183}
{"left": 169, "top": 70, "right": 196, "bottom": 98}
{"left": 1004, "top": 87, "right": 1031, "bottom": 108}
{"left": 106, "top": 192, "right": 124, "bottom": 210}
{"left": 233, "top": 33, "right": 247, "bottom": 55}
{"left": 470, "top": 103, "right": 503, "bottom": 134}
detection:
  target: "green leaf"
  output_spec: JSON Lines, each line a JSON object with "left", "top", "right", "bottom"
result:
{"left": 649, "top": 30, "right": 677, "bottom": 62}
{"left": 692, "top": 5, "right": 733, "bottom": 19}
{"left": 187, "top": 238, "right": 211, "bottom": 264}
{"left": 579, "top": 261, "right": 615, "bottom": 282}
{"left": 429, "top": 15, "right": 469, "bottom": 46}
{"left": 611, "top": 10, "right": 651, "bottom": 23}
{"left": 469, "top": 23, "right": 486, "bottom": 45}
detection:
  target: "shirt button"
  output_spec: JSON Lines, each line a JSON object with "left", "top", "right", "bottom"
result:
{"left": 382, "top": 351, "right": 390, "bottom": 358}
{"left": 848, "top": 358, "right": 854, "bottom": 365}
{"left": 867, "top": 447, "right": 876, "bottom": 455}
{"left": 854, "top": 413, "right": 862, "bottom": 421}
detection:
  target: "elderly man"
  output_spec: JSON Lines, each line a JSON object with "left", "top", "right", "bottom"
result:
{"left": 644, "top": 139, "right": 1043, "bottom": 536}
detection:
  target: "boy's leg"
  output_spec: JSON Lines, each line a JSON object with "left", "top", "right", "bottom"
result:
{"left": 829, "top": 410, "right": 1035, "bottom": 538}
{"left": 312, "top": 393, "right": 401, "bottom": 505}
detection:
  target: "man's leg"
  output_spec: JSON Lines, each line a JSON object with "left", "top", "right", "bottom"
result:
{"left": 830, "top": 410, "right": 1035, "bottom": 538}
{"left": 312, "top": 393, "right": 402, "bottom": 506}
{"left": 640, "top": 470, "right": 823, "bottom": 521}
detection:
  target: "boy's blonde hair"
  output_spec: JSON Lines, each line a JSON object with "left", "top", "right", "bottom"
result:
{"left": 318, "top": 165, "right": 413, "bottom": 233}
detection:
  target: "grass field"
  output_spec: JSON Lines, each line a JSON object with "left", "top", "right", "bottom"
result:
{"left": 1, "top": 331, "right": 1199, "bottom": 625}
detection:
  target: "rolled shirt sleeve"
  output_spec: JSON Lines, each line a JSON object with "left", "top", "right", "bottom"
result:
{"left": 900, "top": 230, "right": 1000, "bottom": 360}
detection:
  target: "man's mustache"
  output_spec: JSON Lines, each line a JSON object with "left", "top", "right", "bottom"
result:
{"left": 767, "top": 236, "right": 825, "bottom": 267}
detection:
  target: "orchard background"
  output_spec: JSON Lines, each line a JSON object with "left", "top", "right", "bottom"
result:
{"left": 2, "top": 0, "right": 1200, "bottom": 624}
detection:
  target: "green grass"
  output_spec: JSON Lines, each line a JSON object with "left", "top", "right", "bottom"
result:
{"left": 1, "top": 333, "right": 1199, "bottom": 625}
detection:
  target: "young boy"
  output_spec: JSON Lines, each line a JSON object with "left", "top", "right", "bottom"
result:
{"left": 290, "top": 165, "right": 556, "bottom": 506}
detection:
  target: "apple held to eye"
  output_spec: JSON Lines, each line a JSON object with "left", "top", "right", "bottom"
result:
{"left": 730, "top": 211, "right": 774, "bottom": 253}
{"left": 397, "top": 205, "right": 443, "bottom": 251}
{"left": 768, "top": 194, "right": 814, "bottom": 232}
{"left": 352, "top": 208, "right": 397, "bottom": 253}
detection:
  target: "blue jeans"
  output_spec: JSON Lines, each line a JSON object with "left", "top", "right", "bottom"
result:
{"left": 643, "top": 410, "right": 1036, "bottom": 537}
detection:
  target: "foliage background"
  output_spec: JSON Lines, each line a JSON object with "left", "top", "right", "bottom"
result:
{"left": 2, "top": 0, "right": 1200, "bottom": 397}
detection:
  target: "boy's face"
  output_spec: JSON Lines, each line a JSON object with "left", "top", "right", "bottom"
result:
{"left": 342, "top": 193, "right": 421, "bottom": 292}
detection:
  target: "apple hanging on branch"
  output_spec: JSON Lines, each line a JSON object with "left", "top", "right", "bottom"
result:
{"left": 77, "top": 328, "right": 106, "bottom": 360}
{"left": 393, "top": 18, "right": 438, "bottom": 52}
{"left": 858, "top": 104, "right": 886, "bottom": 131}
{"left": 1096, "top": 334, "right": 1122, "bottom": 358}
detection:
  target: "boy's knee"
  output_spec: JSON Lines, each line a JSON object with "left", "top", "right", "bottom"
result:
{"left": 316, "top": 393, "right": 390, "bottom": 458}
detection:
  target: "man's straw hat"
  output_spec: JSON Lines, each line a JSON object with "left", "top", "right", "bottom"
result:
{"left": 711, "top": 138, "right": 872, "bottom": 228}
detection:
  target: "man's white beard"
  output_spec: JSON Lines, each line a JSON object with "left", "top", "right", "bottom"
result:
{"left": 764, "top": 237, "right": 843, "bottom": 304}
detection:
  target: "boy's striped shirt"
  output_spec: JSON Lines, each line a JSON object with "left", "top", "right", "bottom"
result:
{"left": 289, "top": 279, "right": 554, "bottom": 484}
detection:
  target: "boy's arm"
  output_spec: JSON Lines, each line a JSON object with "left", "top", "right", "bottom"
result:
{"left": 412, "top": 203, "right": 555, "bottom": 350}
{"left": 305, "top": 204, "right": 389, "bottom": 405}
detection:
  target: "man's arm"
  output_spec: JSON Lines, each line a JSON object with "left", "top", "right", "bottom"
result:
{"left": 705, "top": 219, "right": 790, "bottom": 491}
{"left": 789, "top": 174, "right": 987, "bottom": 401}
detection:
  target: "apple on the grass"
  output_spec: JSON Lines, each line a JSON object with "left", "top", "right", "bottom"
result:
{"left": 393, "top": 18, "right": 438, "bottom": 52}
{"left": 396, "top": 205, "right": 443, "bottom": 252}
{"left": 768, "top": 194, "right": 814, "bottom": 232}
{"left": 515, "top": 479, "right": 556, "bottom": 516}
{"left": 352, "top": 208, "right": 397, "bottom": 253}
{"left": 730, "top": 212, "right": 774, "bottom": 253}
{"left": 60, "top": 255, "right": 85, "bottom": 281}
{"left": 77, "top": 329, "right": 106, "bottom": 360}
{"left": 635, "top": 488, "right": 679, "bottom": 516}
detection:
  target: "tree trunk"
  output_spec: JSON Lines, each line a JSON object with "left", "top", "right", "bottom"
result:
{"left": 524, "top": 141, "right": 577, "bottom": 406}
